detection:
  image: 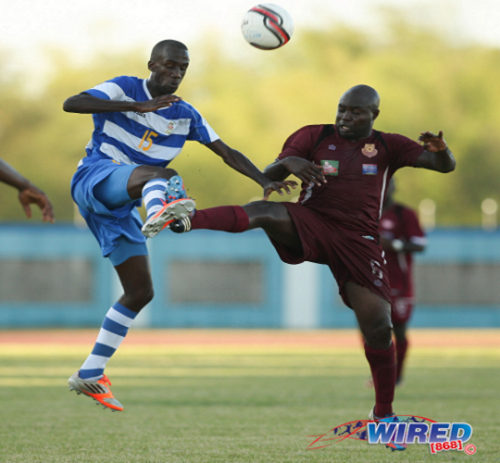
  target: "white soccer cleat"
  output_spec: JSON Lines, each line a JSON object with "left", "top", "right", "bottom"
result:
{"left": 141, "top": 198, "right": 195, "bottom": 238}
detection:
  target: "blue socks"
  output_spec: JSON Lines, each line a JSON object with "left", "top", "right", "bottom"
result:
{"left": 142, "top": 178, "right": 169, "bottom": 221}
{"left": 142, "top": 176, "right": 187, "bottom": 221}
{"left": 78, "top": 303, "right": 137, "bottom": 380}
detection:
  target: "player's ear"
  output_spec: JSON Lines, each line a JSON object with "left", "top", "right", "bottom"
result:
{"left": 147, "top": 60, "right": 156, "bottom": 72}
{"left": 372, "top": 109, "right": 380, "bottom": 120}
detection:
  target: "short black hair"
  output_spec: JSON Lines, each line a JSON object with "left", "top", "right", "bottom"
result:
{"left": 150, "top": 40, "right": 188, "bottom": 60}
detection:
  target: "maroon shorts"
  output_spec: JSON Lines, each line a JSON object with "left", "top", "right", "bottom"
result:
{"left": 269, "top": 202, "right": 391, "bottom": 308}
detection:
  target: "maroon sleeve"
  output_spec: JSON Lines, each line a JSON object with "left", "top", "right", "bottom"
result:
{"left": 384, "top": 133, "right": 425, "bottom": 170}
{"left": 277, "top": 125, "right": 323, "bottom": 161}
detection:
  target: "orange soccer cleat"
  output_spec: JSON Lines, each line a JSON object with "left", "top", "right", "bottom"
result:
{"left": 68, "top": 372, "right": 123, "bottom": 412}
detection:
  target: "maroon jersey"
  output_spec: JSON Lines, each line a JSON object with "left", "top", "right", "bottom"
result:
{"left": 379, "top": 203, "right": 426, "bottom": 298}
{"left": 277, "top": 124, "right": 424, "bottom": 236}
{"left": 269, "top": 124, "right": 426, "bottom": 306}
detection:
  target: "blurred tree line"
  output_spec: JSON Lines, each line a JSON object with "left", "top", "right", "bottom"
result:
{"left": 0, "top": 16, "right": 499, "bottom": 226}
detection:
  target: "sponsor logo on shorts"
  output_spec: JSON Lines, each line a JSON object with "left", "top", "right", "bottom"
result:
{"left": 321, "top": 160, "right": 339, "bottom": 176}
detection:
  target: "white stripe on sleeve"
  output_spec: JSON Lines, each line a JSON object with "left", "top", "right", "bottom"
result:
{"left": 92, "top": 82, "right": 127, "bottom": 100}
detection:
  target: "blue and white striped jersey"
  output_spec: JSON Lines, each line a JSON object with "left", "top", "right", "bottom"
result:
{"left": 83, "top": 75, "right": 219, "bottom": 167}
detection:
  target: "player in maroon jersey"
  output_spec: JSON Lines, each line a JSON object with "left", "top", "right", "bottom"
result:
{"left": 380, "top": 178, "right": 426, "bottom": 385}
{"left": 168, "top": 84, "right": 455, "bottom": 423}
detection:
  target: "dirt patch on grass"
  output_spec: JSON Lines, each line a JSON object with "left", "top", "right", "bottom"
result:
{"left": 0, "top": 329, "right": 498, "bottom": 348}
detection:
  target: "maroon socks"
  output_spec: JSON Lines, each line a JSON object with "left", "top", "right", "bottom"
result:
{"left": 364, "top": 342, "right": 396, "bottom": 417}
{"left": 191, "top": 206, "right": 250, "bottom": 232}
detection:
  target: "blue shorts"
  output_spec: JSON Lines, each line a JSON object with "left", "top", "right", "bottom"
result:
{"left": 71, "top": 157, "right": 148, "bottom": 265}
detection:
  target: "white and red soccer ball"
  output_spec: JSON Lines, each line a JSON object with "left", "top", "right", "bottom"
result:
{"left": 241, "top": 3, "right": 294, "bottom": 50}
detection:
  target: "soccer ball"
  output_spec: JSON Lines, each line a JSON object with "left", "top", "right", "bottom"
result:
{"left": 241, "top": 3, "right": 294, "bottom": 50}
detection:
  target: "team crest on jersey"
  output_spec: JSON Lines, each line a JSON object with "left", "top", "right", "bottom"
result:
{"left": 166, "top": 121, "right": 176, "bottom": 134}
{"left": 361, "top": 143, "right": 378, "bottom": 158}
{"left": 321, "top": 160, "right": 339, "bottom": 176}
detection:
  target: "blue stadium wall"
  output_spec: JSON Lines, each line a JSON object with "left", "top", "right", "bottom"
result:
{"left": 1, "top": 225, "right": 499, "bottom": 328}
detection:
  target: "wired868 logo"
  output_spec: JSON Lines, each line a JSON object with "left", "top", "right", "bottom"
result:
{"left": 307, "top": 415, "right": 477, "bottom": 455}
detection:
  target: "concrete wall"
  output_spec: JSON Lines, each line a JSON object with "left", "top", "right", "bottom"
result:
{"left": 1, "top": 225, "right": 499, "bottom": 328}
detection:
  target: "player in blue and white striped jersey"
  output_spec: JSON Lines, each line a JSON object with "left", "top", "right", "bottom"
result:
{"left": 64, "top": 39, "right": 295, "bottom": 411}
{"left": 80, "top": 74, "right": 220, "bottom": 167}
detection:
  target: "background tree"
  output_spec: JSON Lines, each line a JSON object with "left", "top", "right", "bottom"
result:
{"left": 0, "top": 16, "right": 498, "bottom": 225}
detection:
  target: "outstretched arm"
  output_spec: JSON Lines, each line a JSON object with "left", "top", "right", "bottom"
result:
{"left": 264, "top": 156, "right": 327, "bottom": 186}
{"left": 0, "top": 159, "right": 55, "bottom": 223}
{"left": 414, "top": 131, "right": 456, "bottom": 172}
{"left": 206, "top": 139, "right": 297, "bottom": 199}
{"left": 63, "top": 92, "right": 180, "bottom": 114}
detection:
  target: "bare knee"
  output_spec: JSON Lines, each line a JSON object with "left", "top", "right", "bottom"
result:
{"left": 127, "top": 166, "right": 178, "bottom": 199}
{"left": 243, "top": 201, "right": 288, "bottom": 227}
{"left": 137, "top": 165, "right": 178, "bottom": 180}
{"left": 244, "top": 200, "right": 274, "bottom": 215}
{"left": 363, "top": 320, "right": 393, "bottom": 349}
{"left": 346, "top": 282, "right": 393, "bottom": 349}
{"left": 115, "top": 255, "right": 154, "bottom": 312}
{"left": 120, "top": 285, "right": 154, "bottom": 312}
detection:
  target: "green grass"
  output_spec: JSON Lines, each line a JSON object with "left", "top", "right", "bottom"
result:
{"left": 0, "top": 341, "right": 499, "bottom": 462}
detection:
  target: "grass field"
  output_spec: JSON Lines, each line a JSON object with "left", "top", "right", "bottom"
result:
{"left": 0, "top": 329, "right": 499, "bottom": 463}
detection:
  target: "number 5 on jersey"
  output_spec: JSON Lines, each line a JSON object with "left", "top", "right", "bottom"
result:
{"left": 138, "top": 130, "right": 158, "bottom": 151}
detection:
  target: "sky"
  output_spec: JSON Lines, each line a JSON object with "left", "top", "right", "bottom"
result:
{"left": 2, "top": 0, "right": 499, "bottom": 70}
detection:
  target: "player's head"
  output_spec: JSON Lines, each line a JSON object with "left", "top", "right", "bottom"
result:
{"left": 147, "top": 40, "right": 190, "bottom": 96}
{"left": 335, "top": 85, "right": 380, "bottom": 139}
